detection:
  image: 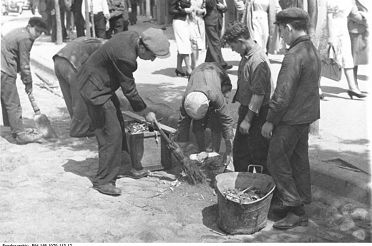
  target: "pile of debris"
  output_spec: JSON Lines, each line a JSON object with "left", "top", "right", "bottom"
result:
{"left": 223, "top": 186, "right": 267, "bottom": 204}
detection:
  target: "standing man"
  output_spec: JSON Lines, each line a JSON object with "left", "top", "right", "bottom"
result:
{"left": 129, "top": 0, "right": 138, "bottom": 25}
{"left": 204, "top": 0, "right": 232, "bottom": 70}
{"left": 53, "top": 37, "right": 104, "bottom": 137}
{"left": 176, "top": 62, "right": 234, "bottom": 168}
{"left": 77, "top": 28, "right": 170, "bottom": 196}
{"left": 82, "top": 0, "right": 110, "bottom": 38}
{"left": 106, "top": 0, "right": 132, "bottom": 39}
{"left": 1, "top": 17, "right": 48, "bottom": 144}
{"left": 71, "top": 0, "right": 86, "bottom": 37}
{"left": 261, "top": 8, "right": 321, "bottom": 229}
{"left": 223, "top": 22, "right": 272, "bottom": 173}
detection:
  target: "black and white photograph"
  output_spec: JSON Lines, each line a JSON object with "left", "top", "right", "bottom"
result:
{"left": 0, "top": 0, "right": 370, "bottom": 243}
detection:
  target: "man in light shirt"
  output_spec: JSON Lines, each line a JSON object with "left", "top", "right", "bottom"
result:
{"left": 82, "top": 0, "right": 110, "bottom": 38}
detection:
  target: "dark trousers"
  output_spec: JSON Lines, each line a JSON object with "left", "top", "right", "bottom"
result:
{"left": 54, "top": 57, "right": 92, "bottom": 137}
{"left": 233, "top": 105, "right": 269, "bottom": 172}
{"left": 93, "top": 12, "right": 106, "bottom": 39}
{"left": 1, "top": 72, "right": 24, "bottom": 135}
{"left": 205, "top": 24, "right": 227, "bottom": 67}
{"left": 106, "top": 15, "right": 128, "bottom": 39}
{"left": 267, "top": 123, "right": 312, "bottom": 207}
{"left": 85, "top": 94, "right": 128, "bottom": 186}
{"left": 51, "top": 11, "right": 67, "bottom": 42}
{"left": 129, "top": 2, "right": 137, "bottom": 24}
{"left": 73, "top": 0, "right": 85, "bottom": 37}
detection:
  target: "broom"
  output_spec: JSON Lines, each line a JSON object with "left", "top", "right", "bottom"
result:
{"left": 153, "top": 118, "right": 206, "bottom": 185}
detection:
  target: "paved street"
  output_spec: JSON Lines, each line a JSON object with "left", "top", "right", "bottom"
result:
{"left": 0, "top": 10, "right": 371, "bottom": 243}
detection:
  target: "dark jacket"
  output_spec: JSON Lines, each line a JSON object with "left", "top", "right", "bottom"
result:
{"left": 107, "top": 0, "right": 132, "bottom": 20}
{"left": 169, "top": 0, "right": 191, "bottom": 21}
{"left": 204, "top": 0, "right": 226, "bottom": 26}
{"left": 1, "top": 27, "right": 35, "bottom": 84}
{"left": 77, "top": 31, "right": 146, "bottom": 112}
{"left": 53, "top": 37, "right": 104, "bottom": 71}
{"left": 266, "top": 35, "right": 320, "bottom": 126}
{"left": 179, "top": 62, "right": 234, "bottom": 140}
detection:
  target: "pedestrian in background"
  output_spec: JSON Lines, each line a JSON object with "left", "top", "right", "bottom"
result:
{"left": 261, "top": 8, "right": 321, "bottom": 229}
{"left": 234, "top": 0, "right": 245, "bottom": 22}
{"left": 1, "top": 17, "right": 47, "bottom": 144}
{"left": 129, "top": 0, "right": 138, "bottom": 25}
{"left": 348, "top": 0, "right": 369, "bottom": 94}
{"left": 106, "top": 0, "right": 132, "bottom": 39}
{"left": 53, "top": 37, "right": 104, "bottom": 138}
{"left": 204, "top": 0, "right": 232, "bottom": 70}
{"left": 169, "top": 0, "right": 193, "bottom": 77}
{"left": 320, "top": 0, "right": 366, "bottom": 99}
{"left": 223, "top": 22, "right": 272, "bottom": 173}
{"left": 176, "top": 62, "right": 234, "bottom": 167}
{"left": 48, "top": 0, "right": 68, "bottom": 42}
{"left": 242, "top": 0, "right": 282, "bottom": 54}
{"left": 189, "top": 0, "right": 206, "bottom": 70}
{"left": 71, "top": 0, "right": 86, "bottom": 37}
{"left": 82, "top": 0, "right": 110, "bottom": 38}
{"left": 77, "top": 28, "right": 169, "bottom": 196}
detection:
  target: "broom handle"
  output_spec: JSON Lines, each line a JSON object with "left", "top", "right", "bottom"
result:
{"left": 27, "top": 92, "right": 41, "bottom": 114}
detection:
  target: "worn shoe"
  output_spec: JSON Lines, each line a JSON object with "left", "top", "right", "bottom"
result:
{"left": 117, "top": 168, "right": 149, "bottom": 179}
{"left": 273, "top": 212, "right": 308, "bottom": 230}
{"left": 15, "top": 129, "right": 43, "bottom": 145}
{"left": 93, "top": 183, "right": 121, "bottom": 196}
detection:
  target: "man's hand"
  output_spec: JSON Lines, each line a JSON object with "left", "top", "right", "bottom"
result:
{"left": 184, "top": 8, "right": 192, "bottom": 14}
{"left": 239, "top": 119, "right": 250, "bottom": 134}
{"left": 216, "top": 2, "right": 226, "bottom": 10}
{"left": 222, "top": 152, "right": 232, "bottom": 168}
{"left": 25, "top": 83, "right": 32, "bottom": 95}
{"left": 261, "top": 121, "right": 274, "bottom": 139}
{"left": 145, "top": 112, "right": 156, "bottom": 123}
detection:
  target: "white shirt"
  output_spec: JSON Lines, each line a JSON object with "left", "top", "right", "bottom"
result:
{"left": 82, "top": 0, "right": 110, "bottom": 19}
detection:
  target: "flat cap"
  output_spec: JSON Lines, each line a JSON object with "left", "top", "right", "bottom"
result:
{"left": 28, "top": 17, "right": 48, "bottom": 33}
{"left": 274, "top": 7, "right": 309, "bottom": 24}
{"left": 184, "top": 92, "right": 210, "bottom": 120}
{"left": 141, "top": 28, "right": 170, "bottom": 58}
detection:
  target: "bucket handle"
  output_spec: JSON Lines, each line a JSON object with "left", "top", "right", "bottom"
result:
{"left": 248, "top": 165, "right": 263, "bottom": 174}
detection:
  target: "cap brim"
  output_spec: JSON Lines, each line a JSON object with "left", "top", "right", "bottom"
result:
{"left": 155, "top": 52, "right": 171, "bottom": 59}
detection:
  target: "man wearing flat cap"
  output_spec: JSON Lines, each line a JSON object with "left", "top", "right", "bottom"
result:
{"left": 77, "top": 28, "right": 170, "bottom": 196}
{"left": 176, "top": 62, "right": 234, "bottom": 168}
{"left": 261, "top": 8, "right": 321, "bottom": 229}
{"left": 1, "top": 17, "right": 48, "bottom": 145}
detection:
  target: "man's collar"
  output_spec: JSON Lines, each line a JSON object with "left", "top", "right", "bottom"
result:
{"left": 242, "top": 42, "right": 261, "bottom": 58}
{"left": 288, "top": 35, "right": 310, "bottom": 49}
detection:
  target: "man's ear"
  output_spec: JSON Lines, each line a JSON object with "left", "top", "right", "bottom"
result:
{"left": 286, "top": 23, "right": 293, "bottom": 32}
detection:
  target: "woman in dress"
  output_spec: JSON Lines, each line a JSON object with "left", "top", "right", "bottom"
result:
{"left": 189, "top": 0, "right": 206, "bottom": 70}
{"left": 242, "top": 0, "right": 281, "bottom": 54}
{"left": 321, "top": 0, "right": 367, "bottom": 99}
{"left": 169, "top": 0, "right": 193, "bottom": 77}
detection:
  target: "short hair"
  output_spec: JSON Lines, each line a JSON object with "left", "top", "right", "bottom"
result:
{"left": 28, "top": 17, "right": 47, "bottom": 31}
{"left": 281, "top": 19, "right": 309, "bottom": 32}
{"left": 223, "top": 22, "right": 251, "bottom": 44}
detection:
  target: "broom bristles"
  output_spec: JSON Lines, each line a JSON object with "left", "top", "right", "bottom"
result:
{"left": 181, "top": 157, "right": 206, "bottom": 185}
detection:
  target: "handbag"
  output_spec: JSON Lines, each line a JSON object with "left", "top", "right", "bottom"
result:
{"left": 321, "top": 45, "right": 342, "bottom": 81}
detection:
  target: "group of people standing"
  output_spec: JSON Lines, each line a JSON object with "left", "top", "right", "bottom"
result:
{"left": 36, "top": 0, "right": 139, "bottom": 41}
{"left": 169, "top": 0, "right": 369, "bottom": 99}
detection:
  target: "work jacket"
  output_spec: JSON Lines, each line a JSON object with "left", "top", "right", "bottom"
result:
{"left": 266, "top": 35, "right": 320, "bottom": 126}
{"left": 77, "top": 31, "right": 146, "bottom": 112}
{"left": 179, "top": 62, "right": 234, "bottom": 141}
{"left": 53, "top": 37, "right": 104, "bottom": 72}
{"left": 1, "top": 27, "right": 35, "bottom": 84}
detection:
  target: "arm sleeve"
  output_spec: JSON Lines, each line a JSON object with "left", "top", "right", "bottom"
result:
{"left": 18, "top": 38, "right": 33, "bottom": 85}
{"left": 210, "top": 94, "right": 234, "bottom": 140}
{"left": 250, "top": 61, "right": 271, "bottom": 96}
{"left": 266, "top": 53, "right": 300, "bottom": 125}
{"left": 116, "top": 58, "right": 147, "bottom": 112}
{"left": 102, "top": 0, "right": 110, "bottom": 16}
{"left": 176, "top": 103, "right": 192, "bottom": 142}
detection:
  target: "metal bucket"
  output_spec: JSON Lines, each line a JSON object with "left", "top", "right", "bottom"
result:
{"left": 216, "top": 172, "right": 276, "bottom": 234}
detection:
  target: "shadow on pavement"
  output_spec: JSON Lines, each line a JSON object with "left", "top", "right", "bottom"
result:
{"left": 62, "top": 158, "right": 97, "bottom": 182}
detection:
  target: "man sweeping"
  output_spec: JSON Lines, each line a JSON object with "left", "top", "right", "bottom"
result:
{"left": 1, "top": 17, "right": 48, "bottom": 144}
{"left": 77, "top": 28, "right": 170, "bottom": 196}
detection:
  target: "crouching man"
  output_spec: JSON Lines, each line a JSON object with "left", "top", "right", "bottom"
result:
{"left": 77, "top": 28, "right": 170, "bottom": 196}
{"left": 176, "top": 62, "right": 234, "bottom": 168}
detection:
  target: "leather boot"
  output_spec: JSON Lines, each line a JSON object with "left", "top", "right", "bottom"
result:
{"left": 273, "top": 212, "right": 308, "bottom": 230}
{"left": 93, "top": 183, "right": 121, "bottom": 196}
